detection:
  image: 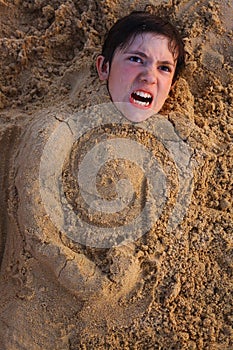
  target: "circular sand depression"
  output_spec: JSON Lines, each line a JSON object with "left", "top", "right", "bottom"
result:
{"left": 38, "top": 102, "right": 194, "bottom": 249}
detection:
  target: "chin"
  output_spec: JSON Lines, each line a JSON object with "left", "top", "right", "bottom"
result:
{"left": 123, "top": 113, "right": 152, "bottom": 123}
{"left": 114, "top": 102, "right": 155, "bottom": 123}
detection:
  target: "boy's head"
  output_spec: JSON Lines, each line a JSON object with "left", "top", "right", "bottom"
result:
{"left": 96, "top": 11, "right": 185, "bottom": 122}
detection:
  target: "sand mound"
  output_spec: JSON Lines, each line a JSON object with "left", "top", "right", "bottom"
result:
{"left": 0, "top": 0, "right": 232, "bottom": 349}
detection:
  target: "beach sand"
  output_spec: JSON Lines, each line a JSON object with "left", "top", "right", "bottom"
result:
{"left": 0, "top": 0, "right": 232, "bottom": 349}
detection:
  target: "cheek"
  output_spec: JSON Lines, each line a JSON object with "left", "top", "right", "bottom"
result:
{"left": 108, "top": 66, "right": 120, "bottom": 88}
{"left": 108, "top": 74, "right": 120, "bottom": 95}
{"left": 110, "top": 63, "right": 135, "bottom": 84}
{"left": 160, "top": 78, "right": 173, "bottom": 95}
{"left": 108, "top": 70, "right": 131, "bottom": 94}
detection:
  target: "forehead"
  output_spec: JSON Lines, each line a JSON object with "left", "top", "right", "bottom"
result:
{"left": 117, "top": 32, "right": 176, "bottom": 60}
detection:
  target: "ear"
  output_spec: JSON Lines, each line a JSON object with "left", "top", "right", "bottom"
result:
{"left": 96, "top": 55, "right": 110, "bottom": 80}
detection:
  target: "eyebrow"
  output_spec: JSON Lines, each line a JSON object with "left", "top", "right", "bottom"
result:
{"left": 125, "top": 50, "right": 175, "bottom": 66}
{"left": 158, "top": 60, "right": 175, "bottom": 66}
{"left": 125, "top": 50, "right": 148, "bottom": 58}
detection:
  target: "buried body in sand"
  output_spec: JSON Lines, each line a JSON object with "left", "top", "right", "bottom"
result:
{"left": 0, "top": 4, "right": 232, "bottom": 350}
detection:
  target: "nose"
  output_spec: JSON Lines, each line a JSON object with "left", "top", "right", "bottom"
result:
{"left": 139, "top": 67, "right": 157, "bottom": 84}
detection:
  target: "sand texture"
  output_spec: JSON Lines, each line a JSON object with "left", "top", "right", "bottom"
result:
{"left": 0, "top": 0, "right": 232, "bottom": 349}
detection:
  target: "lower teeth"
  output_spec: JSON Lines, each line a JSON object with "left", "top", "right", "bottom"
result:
{"left": 133, "top": 99, "right": 149, "bottom": 106}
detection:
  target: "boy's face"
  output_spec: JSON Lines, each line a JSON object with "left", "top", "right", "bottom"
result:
{"left": 97, "top": 33, "right": 176, "bottom": 122}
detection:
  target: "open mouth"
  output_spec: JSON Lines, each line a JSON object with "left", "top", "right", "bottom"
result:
{"left": 130, "top": 90, "right": 153, "bottom": 107}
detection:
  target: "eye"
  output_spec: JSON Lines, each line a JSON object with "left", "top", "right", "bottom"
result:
{"left": 159, "top": 65, "right": 172, "bottom": 73}
{"left": 129, "top": 56, "right": 143, "bottom": 64}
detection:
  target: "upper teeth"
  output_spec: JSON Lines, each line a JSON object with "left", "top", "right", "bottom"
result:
{"left": 134, "top": 91, "right": 152, "bottom": 98}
